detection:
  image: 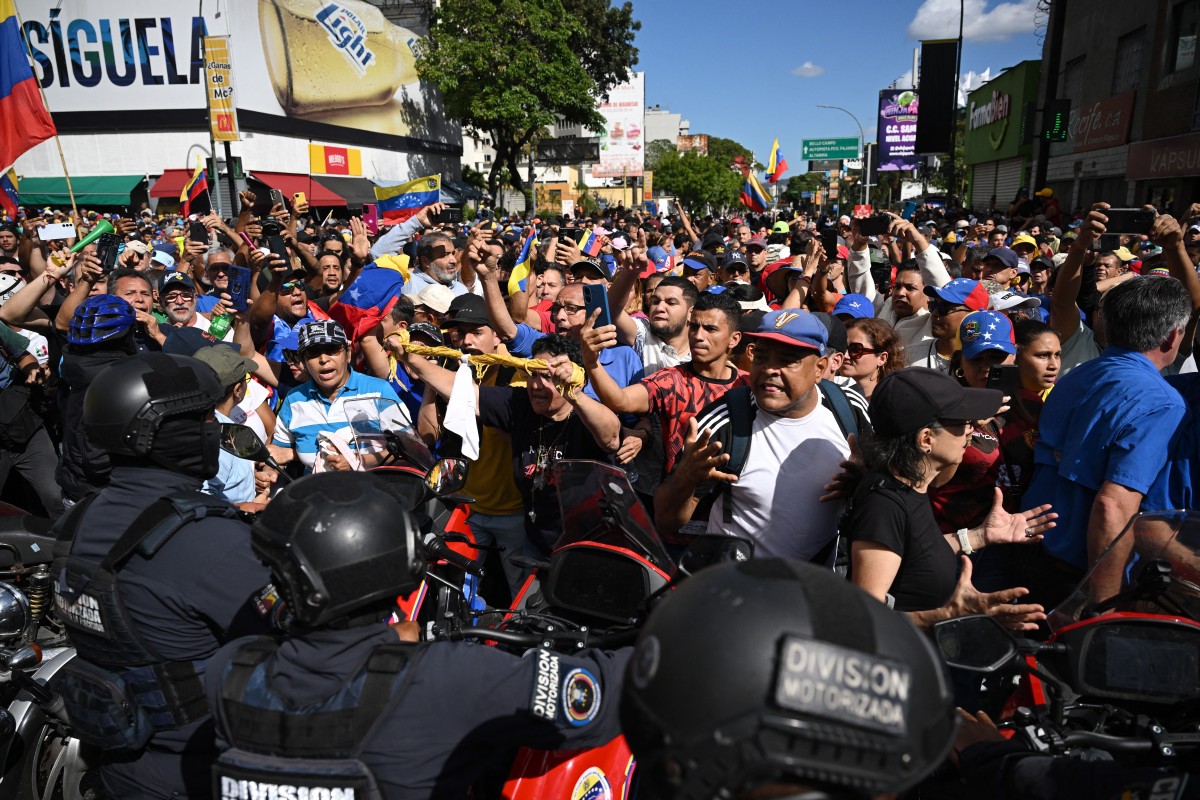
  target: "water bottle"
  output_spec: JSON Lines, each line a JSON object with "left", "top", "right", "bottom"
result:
{"left": 208, "top": 313, "right": 233, "bottom": 340}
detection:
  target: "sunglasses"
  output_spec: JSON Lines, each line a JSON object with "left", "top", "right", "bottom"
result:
{"left": 281, "top": 280, "right": 305, "bottom": 293}
{"left": 931, "top": 419, "right": 973, "bottom": 434}
{"left": 551, "top": 302, "right": 586, "bottom": 315}
{"left": 845, "top": 342, "right": 882, "bottom": 359}
{"left": 930, "top": 300, "right": 969, "bottom": 316}
{"left": 162, "top": 291, "right": 195, "bottom": 303}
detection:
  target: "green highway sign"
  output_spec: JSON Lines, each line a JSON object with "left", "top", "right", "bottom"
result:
{"left": 802, "top": 137, "right": 860, "bottom": 160}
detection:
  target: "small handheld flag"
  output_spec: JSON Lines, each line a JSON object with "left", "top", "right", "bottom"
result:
{"left": 180, "top": 157, "right": 208, "bottom": 216}
{"left": 740, "top": 172, "right": 770, "bottom": 213}
{"left": 507, "top": 228, "right": 538, "bottom": 295}
{"left": 0, "top": 169, "right": 17, "bottom": 219}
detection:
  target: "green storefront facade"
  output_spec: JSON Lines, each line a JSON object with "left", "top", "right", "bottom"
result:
{"left": 964, "top": 60, "right": 1041, "bottom": 214}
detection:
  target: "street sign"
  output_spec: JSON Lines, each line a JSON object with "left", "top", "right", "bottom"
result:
{"left": 844, "top": 158, "right": 864, "bottom": 170}
{"left": 802, "top": 138, "right": 860, "bottom": 160}
{"left": 810, "top": 159, "right": 841, "bottom": 171}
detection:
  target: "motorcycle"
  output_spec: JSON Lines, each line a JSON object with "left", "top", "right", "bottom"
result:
{"left": 0, "top": 503, "right": 98, "bottom": 800}
{"left": 934, "top": 509, "right": 1200, "bottom": 765}
{"left": 424, "top": 459, "right": 752, "bottom": 800}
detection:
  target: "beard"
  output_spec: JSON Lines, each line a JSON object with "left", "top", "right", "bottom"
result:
{"left": 648, "top": 317, "right": 686, "bottom": 341}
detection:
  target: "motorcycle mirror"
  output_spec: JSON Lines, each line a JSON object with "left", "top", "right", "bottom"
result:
{"left": 932, "top": 615, "right": 1018, "bottom": 672}
{"left": 0, "top": 583, "right": 30, "bottom": 639}
{"left": 676, "top": 534, "right": 755, "bottom": 576}
{"left": 425, "top": 458, "right": 469, "bottom": 497}
{"left": 220, "top": 423, "right": 270, "bottom": 462}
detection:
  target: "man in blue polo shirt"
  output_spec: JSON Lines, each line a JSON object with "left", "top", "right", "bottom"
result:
{"left": 1024, "top": 276, "right": 1191, "bottom": 605}
{"left": 269, "top": 320, "right": 405, "bottom": 472}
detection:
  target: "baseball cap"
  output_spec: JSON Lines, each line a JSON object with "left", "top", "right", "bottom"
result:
{"left": 995, "top": 224, "right": 1009, "bottom": 234}
{"left": 1035, "top": 187, "right": 1054, "bottom": 198}
{"left": 161, "top": 326, "right": 236, "bottom": 356}
{"left": 646, "top": 246, "right": 672, "bottom": 274}
{"left": 158, "top": 272, "right": 195, "bottom": 296}
{"left": 832, "top": 293, "right": 875, "bottom": 319}
{"left": 1052, "top": 253, "right": 1069, "bottom": 268}
{"left": 1029, "top": 255, "right": 1055, "bottom": 272}
{"left": 723, "top": 282, "right": 771, "bottom": 312}
{"left": 812, "top": 312, "right": 848, "bottom": 354}
{"left": 983, "top": 247, "right": 1020, "bottom": 271}
{"left": 743, "top": 309, "right": 827, "bottom": 355}
{"left": 407, "top": 321, "right": 444, "bottom": 345}
{"left": 989, "top": 290, "right": 1041, "bottom": 312}
{"left": 151, "top": 250, "right": 176, "bottom": 270}
{"left": 1010, "top": 235, "right": 1037, "bottom": 250}
{"left": 954, "top": 220, "right": 970, "bottom": 229}
{"left": 925, "top": 278, "right": 990, "bottom": 311}
{"left": 412, "top": 283, "right": 453, "bottom": 315}
{"left": 194, "top": 345, "right": 258, "bottom": 387}
{"left": 444, "top": 293, "right": 491, "bottom": 328}
{"left": 870, "top": 367, "right": 1003, "bottom": 438}
{"left": 722, "top": 250, "right": 749, "bottom": 270}
{"left": 569, "top": 258, "right": 612, "bottom": 280}
{"left": 772, "top": 222, "right": 790, "bottom": 234}
{"left": 1113, "top": 246, "right": 1136, "bottom": 262}
{"left": 959, "top": 310, "right": 1017, "bottom": 360}
{"left": 296, "top": 320, "right": 348, "bottom": 353}
{"left": 124, "top": 240, "right": 149, "bottom": 256}
{"left": 682, "top": 252, "right": 717, "bottom": 274}
{"left": 746, "top": 235, "right": 768, "bottom": 249}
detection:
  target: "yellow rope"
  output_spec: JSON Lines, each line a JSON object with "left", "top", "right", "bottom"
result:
{"left": 387, "top": 329, "right": 585, "bottom": 395}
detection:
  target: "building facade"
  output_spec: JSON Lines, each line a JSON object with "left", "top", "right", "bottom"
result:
{"left": 964, "top": 61, "right": 1041, "bottom": 214}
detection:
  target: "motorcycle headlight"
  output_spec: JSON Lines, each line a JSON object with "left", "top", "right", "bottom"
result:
{"left": 0, "top": 584, "right": 31, "bottom": 639}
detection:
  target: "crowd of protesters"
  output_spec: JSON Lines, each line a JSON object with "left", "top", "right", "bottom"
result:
{"left": 2, "top": 190, "right": 1200, "bottom": 622}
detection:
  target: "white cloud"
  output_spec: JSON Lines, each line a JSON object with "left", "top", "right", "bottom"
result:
{"left": 791, "top": 61, "right": 825, "bottom": 78}
{"left": 908, "top": 0, "right": 1038, "bottom": 43}
{"left": 958, "top": 67, "right": 993, "bottom": 106}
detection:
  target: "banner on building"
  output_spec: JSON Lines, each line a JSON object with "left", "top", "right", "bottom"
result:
{"left": 309, "top": 144, "right": 363, "bottom": 175}
{"left": 878, "top": 89, "right": 919, "bottom": 171}
{"left": 592, "top": 72, "right": 644, "bottom": 178}
{"left": 15, "top": 0, "right": 458, "bottom": 156}
{"left": 204, "top": 36, "right": 238, "bottom": 142}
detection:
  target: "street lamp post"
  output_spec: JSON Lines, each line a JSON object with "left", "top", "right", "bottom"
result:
{"left": 817, "top": 104, "right": 870, "bottom": 208}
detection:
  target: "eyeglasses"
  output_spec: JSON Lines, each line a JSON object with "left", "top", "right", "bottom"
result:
{"left": 845, "top": 342, "right": 882, "bottom": 359}
{"left": 551, "top": 302, "right": 586, "bottom": 315}
{"left": 162, "top": 291, "right": 195, "bottom": 303}
{"left": 930, "top": 300, "right": 969, "bottom": 317}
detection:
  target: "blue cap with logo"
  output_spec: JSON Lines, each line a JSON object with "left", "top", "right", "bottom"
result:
{"left": 959, "top": 310, "right": 1016, "bottom": 360}
{"left": 744, "top": 308, "right": 828, "bottom": 355}
{"left": 832, "top": 293, "right": 875, "bottom": 319}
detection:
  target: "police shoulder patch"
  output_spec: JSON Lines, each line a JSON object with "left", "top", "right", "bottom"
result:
{"left": 530, "top": 649, "right": 561, "bottom": 722}
{"left": 562, "top": 667, "right": 601, "bottom": 726}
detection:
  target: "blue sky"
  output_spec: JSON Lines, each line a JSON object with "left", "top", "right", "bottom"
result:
{"left": 635, "top": 0, "right": 1045, "bottom": 168}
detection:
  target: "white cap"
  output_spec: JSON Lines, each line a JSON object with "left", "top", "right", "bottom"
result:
{"left": 990, "top": 290, "right": 1041, "bottom": 311}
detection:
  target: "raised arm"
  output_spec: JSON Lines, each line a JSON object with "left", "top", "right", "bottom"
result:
{"left": 1050, "top": 204, "right": 1107, "bottom": 344}
{"left": 608, "top": 232, "right": 646, "bottom": 347}
{"left": 579, "top": 309, "right": 651, "bottom": 414}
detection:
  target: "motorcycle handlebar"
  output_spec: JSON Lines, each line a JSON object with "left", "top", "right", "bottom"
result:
{"left": 1059, "top": 730, "right": 1190, "bottom": 753}
{"left": 422, "top": 532, "right": 485, "bottom": 577}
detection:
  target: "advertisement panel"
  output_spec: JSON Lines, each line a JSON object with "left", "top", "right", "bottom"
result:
{"left": 592, "top": 72, "right": 644, "bottom": 178}
{"left": 204, "top": 36, "right": 239, "bottom": 142}
{"left": 15, "top": 0, "right": 458, "bottom": 156}
{"left": 878, "top": 89, "right": 919, "bottom": 171}
{"left": 309, "top": 144, "right": 362, "bottom": 176}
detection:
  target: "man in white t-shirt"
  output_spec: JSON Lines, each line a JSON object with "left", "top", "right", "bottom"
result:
{"left": 655, "top": 309, "right": 851, "bottom": 561}
{"left": 158, "top": 272, "right": 234, "bottom": 342}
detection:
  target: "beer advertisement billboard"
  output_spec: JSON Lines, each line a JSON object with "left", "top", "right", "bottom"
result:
{"left": 14, "top": 0, "right": 458, "bottom": 156}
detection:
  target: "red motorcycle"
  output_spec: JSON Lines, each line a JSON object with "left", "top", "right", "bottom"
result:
{"left": 934, "top": 509, "right": 1200, "bottom": 764}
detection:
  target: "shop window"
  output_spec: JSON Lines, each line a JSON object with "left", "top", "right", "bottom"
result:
{"left": 1168, "top": 0, "right": 1199, "bottom": 73}
{"left": 1112, "top": 27, "right": 1145, "bottom": 93}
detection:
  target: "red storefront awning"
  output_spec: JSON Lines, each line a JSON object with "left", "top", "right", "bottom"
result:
{"left": 248, "top": 172, "right": 345, "bottom": 206}
{"left": 149, "top": 169, "right": 193, "bottom": 199}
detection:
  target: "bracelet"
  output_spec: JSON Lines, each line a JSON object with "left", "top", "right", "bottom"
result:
{"left": 956, "top": 528, "right": 974, "bottom": 555}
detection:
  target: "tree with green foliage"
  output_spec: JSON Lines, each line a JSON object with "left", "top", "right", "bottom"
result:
{"left": 416, "top": 0, "right": 639, "bottom": 210}
{"left": 707, "top": 136, "right": 764, "bottom": 172}
{"left": 645, "top": 139, "right": 677, "bottom": 172}
{"left": 653, "top": 150, "right": 743, "bottom": 214}
{"left": 779, "top": 173, "right": 824, "bottom": 207}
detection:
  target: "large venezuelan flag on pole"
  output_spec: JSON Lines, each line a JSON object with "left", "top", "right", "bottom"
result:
{"left": 740, "top": 172, "right": 770, "bottom": 213}
{"left": 0, "top": 0, "right": 56, "bottom": 173}
{"left": 766, "top": 138, "right": 788, "bottom": 184}
{"left": 375, "top": 175, "right": 441, "bottom": 224}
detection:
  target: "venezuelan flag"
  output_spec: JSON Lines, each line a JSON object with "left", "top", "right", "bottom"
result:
{"left": 740, "top": 172, "right": 770, "bottom": 213}
{"left": 0, "top": 0, "right": 57, "bottom": 174}
{"left": 375, "top": 175, "right": 441, "bottom": 224}
{"left": 766, "top": 138, "right": 788, "bottom": 184}
{"left": 180, "top": 159, "right": 208, "bottom": 216}
{"left": 329, "top": 262, "right": 406, "bottom": 343}
{"left": 0, "top": 169, "right": 17, "bottom": 219}
{"left": 507, "top": 228, "right": 537, "bottom": 295}
{"left": 578, "top": 229, "right": 602, "bottom": 258}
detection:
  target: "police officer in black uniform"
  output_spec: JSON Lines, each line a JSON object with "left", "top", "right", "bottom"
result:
{"left": 53, "top": 352, "right": 279, "bottom": 798}
{"left": 620, "top": 558, "right": 961, "bottom": 799}
{"left": 205, "top": 471, "right": 629, "bottom": 800}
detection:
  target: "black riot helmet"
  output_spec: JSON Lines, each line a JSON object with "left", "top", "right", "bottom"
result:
{"left": 83, "top": 352, "right": 224, "bottom": 478}
{"left": 251, "top": 473, "right": 425, "bottom": 628}
{"left": 620, "top": 559, "right": 957, "bottom": 799}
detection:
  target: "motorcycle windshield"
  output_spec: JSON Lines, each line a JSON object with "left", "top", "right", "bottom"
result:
{"left": 552, "top": 460, "right": 675, "bottom": 576}
{"left": 342, "top": 397, "right": 432, "bottom": 471}
{"left": 1048, "top": 509, "right": 1200, "bottom": 632}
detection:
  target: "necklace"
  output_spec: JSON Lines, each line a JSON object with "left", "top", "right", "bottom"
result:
{"left": 528, "top": 412, "right": 571, "bottom": 524}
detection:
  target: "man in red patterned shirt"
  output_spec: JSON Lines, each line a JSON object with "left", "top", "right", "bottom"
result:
{"left": 581, "top": 291, "right": 747, "bottom": 475}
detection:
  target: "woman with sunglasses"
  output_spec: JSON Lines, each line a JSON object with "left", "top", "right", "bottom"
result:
{"left": 838, "top": 318, "right": 905, "bottom": 398}
{"left": 845, "top": 367, "right": 1054, "bottom": 628}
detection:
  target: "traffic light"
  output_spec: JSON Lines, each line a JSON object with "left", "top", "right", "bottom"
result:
{"left": 1042, "top": 99, "right": 1070, "bottom": 142}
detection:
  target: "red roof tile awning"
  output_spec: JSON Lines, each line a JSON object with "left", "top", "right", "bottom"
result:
{"left": 248, "top": 172, "right": 345, "bottom": 206}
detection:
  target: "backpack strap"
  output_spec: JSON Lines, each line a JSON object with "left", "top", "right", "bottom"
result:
{"left": 98, "top": 491, "right": 240, "bottom": 574}
{"left": 52, "top": 493, "right": 100, "bottom": 560}
{"left": 818, "top": 380, "right": 859, "bottom": 440}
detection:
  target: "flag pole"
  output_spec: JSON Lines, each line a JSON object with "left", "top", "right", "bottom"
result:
{"left": 12, "top": 5, "right": 77, "bottom": 221}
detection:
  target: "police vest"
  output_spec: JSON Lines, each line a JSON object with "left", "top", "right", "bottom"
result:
{"left": 213, "top": 637, "right": 418, "bottom": 800}
{"left": 53, "top": 491, "right": 243, "bottom": 751}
